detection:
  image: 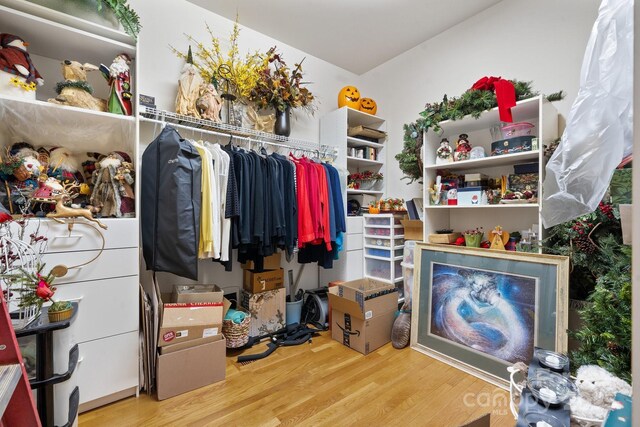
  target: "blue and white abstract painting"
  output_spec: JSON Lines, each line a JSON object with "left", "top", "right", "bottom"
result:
{"left": 430, "top": 263, "right": 537, "bottom": 364}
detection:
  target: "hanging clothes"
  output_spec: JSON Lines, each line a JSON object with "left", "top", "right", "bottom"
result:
{"left": 141, "top": 126, "right": 202, "bottom": 280}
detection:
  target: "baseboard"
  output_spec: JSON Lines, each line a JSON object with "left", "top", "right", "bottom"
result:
{"left": 79, "top": 386, "right": 138, "bottom": 413}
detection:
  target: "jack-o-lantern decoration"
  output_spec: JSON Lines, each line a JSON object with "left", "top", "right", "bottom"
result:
{"left": 359, "top": 98, "right": 377, "bottom": 115}
{"left": 338, "top": 85, "right": 361, "bottom": 109}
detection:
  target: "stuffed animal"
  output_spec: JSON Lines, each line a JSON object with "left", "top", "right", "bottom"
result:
{"left": 48, "top": 60, "right": 108, "bottom": 111}
{"left": 0, "top": 33, "right": 44, "bottom": 100}
{"left": 570, "top": 365, "right": 632, "bottom": 422}
{"left": 48, "top": 147, "right": 83, "bottom": 183}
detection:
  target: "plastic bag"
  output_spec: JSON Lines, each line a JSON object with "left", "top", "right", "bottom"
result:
{"left": 542, "top": 0, "right": 633, "bottom": 228}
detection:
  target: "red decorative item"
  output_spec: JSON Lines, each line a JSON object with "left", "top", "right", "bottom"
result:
{"left": 454, "top": 237, "right": 465, "bottom": 246}
{"left": 480, "top": 241, "right": 491, "bottom": 249}
{"left": 470, "top": 76, "right": 516, "bottom": 122}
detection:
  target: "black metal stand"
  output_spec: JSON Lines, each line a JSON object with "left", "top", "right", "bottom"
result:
{"left": 16, "top": 303, "right": 79, "bottom": 427}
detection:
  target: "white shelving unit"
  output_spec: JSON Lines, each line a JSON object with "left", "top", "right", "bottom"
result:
{"left": 320, "top": 107, "right": 387, "bottom": 211}
{"left": 421, "top": 96, "right": 558, "bottom": 244}
{"left": 363, "top": 214, "right": 405, "bottom": 298}
{"left": 0, "top": 2, "right": 139, "bottom": 414}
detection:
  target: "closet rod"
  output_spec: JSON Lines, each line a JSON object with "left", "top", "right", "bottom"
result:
{"left": 140, "top": 116, "right": 337, "bottom": 158}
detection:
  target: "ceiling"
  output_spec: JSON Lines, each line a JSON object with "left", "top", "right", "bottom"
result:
{"left": 187, "top": 0, "right": 502, "bottom": 75}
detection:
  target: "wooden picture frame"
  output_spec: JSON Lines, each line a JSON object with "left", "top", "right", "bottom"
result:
{"left": 411, "top": 243, "right": 569, "bottom": 389}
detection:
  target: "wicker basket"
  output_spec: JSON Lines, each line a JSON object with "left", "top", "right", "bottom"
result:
{"left": 222, "top": 309, "right": 251, "bottom": 348}
{"left": 48, "top": 307, "right": 73, "bottom": 323}
{"left": 13, "top": 164, "right": 31, "bottom": 181}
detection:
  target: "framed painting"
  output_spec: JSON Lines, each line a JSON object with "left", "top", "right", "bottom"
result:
{"left": 410, "top": 243, "right": 569, "bottom": 389}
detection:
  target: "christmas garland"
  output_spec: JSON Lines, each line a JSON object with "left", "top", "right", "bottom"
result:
{"left": 55, "top": 80, "right": 94, "bottom": 95}
{"left": 395, "top": 79, "right": 564, "bottom": 184}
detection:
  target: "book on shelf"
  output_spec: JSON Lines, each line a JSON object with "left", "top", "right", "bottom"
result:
{"left": 413, "top": 198, "right": 424, "bottom": 221}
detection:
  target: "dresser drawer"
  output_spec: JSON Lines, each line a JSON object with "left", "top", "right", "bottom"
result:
{"left": 346, "top": 216, "right": 363, "bottom": 235}
{"left": 42, "top": 247, "right": 138, "bottom": 284}
{"left": 14, "top": 218, "right": 138, "bottom": 253}
{"left": 77, "top": 332, "right": 138, "bottom": 406}
{"left": 344, "top": 233, "right": 363, "bottom": 251}
{"left": 53, "top": 276, "right": 138, "bottom": 342}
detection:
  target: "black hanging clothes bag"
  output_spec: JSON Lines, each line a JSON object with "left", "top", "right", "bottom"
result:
{"left": 141, "top": 126, "right": 202, "bottom": 280}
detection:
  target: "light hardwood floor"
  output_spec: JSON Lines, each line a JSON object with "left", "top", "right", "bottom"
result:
{"left": 79, "top": 333, "right": 516, "bottom": 426}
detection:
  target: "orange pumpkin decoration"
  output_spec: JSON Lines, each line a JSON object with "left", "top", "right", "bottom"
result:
{"left": 338, "top": 86, "right": 361, "bottom": 109}
{"left": 359, "top": 98, "right": 377, "bottom": 115}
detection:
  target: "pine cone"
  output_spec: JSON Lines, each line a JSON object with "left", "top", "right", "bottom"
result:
{"left": 573, "top": 236, "right": 597, "bottom": 254}
{"left": 607, "top": 341, "right": 621, "bottom": 355}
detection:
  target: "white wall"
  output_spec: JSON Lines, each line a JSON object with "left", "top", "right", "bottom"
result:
{"left": 359, "top": 0, "right": 601, "bottom": 201}
{"left": 130, "top": 0, "right": 360, "bottom": 294}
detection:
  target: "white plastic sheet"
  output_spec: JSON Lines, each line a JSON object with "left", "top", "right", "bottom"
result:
{"left": 542, "top": 0, "right": 633, "bottom": 228}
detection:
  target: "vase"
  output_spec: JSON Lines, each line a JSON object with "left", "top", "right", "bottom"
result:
{"left": 464, "top": 233, "right": 483, "bottom": 248}
{"left": 274, "top": 107, "right": 291, "bottom": 137}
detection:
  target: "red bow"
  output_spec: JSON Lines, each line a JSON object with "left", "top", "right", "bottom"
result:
{"left": 470, "top": 76, "right": 516, "bottom": 122}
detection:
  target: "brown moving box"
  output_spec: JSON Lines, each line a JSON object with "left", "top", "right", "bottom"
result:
{"left": 243, "top": 268, "right": 284, "bottom": 293}
{"left": 401, "top": 219, "right": 424, "bottom": 241}
{"left": 172, "top": 284, "right": 224, "bottom": 303}
{"left": 241, "top": 252, "right": 282, "bottom": 270}
{"left": 157, "top": 293, "right": 223, "bottom": 347}
{"left": 156, "top": 335, "right": 226, "bottom": 400}
{"left": 328, "top": 278, "right": 398, "bottom": 355}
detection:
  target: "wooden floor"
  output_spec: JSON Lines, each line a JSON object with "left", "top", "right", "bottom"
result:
{"left": 79, "top": 333, "right": 515, "bottom": 426}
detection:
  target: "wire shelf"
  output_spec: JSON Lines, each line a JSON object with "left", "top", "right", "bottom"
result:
{"left": 140, "top": 107, "right": 337, "bottom": 159}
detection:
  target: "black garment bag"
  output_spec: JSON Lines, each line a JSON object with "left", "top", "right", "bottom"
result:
{"left": 141, "top": 126, "right": 202, "bottom": 280}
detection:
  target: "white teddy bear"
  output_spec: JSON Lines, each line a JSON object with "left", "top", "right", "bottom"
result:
{"left": 570, "top": 365, "right": 632, "bottom": 422}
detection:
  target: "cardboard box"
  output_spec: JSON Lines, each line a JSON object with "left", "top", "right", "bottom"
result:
{"left": 328, "top": 278, "right": 398, "bottom": 355}
{"left": 241, "top": 252, "right": 282, "bottom": 270}
{"left": 158, "top": 293, "right": 223, "bottom": 347}
{"left": 159, "top": 335, "right": 221, "bottom": 355}
{"left": 243, "top": 268, "right": 284, "bottom": 293}
{"left": 464, "top": 173, "right": 488, "bottom": 182}
{"left": 241, "top": 288, "right": 286, "bottom": 337}
{"left": 156, "top": 335, "right": 226, "bottom": 400}
{"left": 173, "top": 284, "right": 224, "bottom": 303}
{"left": 457, "top": 187, "right": 487, "bottom": 206}
{"left": 428, "top": 232, "right": 461, "bottom": 244}
{"left": 400, "top": 219, "right": 423, "bottom": 241}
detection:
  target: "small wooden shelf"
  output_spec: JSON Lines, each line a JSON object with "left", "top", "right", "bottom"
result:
{"left": 424, "top": 151, "right": 539, "bottom": 171}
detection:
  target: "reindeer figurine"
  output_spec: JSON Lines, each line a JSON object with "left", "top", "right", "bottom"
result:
{"left": 48, "top": 60, "right": 108, "bottom": 112}
{"left": 46, "top": 182, "right": 108, "bottom": 229}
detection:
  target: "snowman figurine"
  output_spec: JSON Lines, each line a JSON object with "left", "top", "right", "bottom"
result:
{"left": 454, "top": 133, "right": 472, "bottom": 162}
{"left": 435, "top": 138, "right": 453, "bottom": 164}
{"left": 0, "top": 33, "right": 44, "bottom": 100}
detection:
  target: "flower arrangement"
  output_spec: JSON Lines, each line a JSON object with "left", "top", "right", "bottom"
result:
{"left": 172, "top": 20, "right": 268, "bottom": 100}
{"left": 8, "top": 263, "right": 73, "bottom": 321}
{"left": 463, "top": 227, "right": 484, "bottom": 236}
{"left": 379, "top": 198, "right": 404, "bottom": 211}
{"left": 249, "top": 47, "right": 315, "bottom": 113}
{"left": 462, "top": 227, "right": 484, "bottom": 248}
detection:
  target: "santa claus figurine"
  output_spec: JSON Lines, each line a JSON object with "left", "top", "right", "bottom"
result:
{"left": 0, "top": 33, "right": 44, "bottom": 99}
{"left": 100, "top": 53, "right": 133, "bottom": 116}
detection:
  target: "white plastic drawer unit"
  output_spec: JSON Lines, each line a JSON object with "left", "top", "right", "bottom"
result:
{"left": 42, "top": 247, "right": 138, "bottom": 285}
{"left": 365, "top": 258, "right": 403, "bottom": 283}
{"left": 52, "top": 276, "right": 138, "bottom": 343}
{"left": 15, "top": 218, "right": 138, "bottom": 253}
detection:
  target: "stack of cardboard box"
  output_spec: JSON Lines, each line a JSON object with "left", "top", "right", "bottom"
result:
{"left": 156, "top": 285, "right": 229, "bottom": 400}
{"left": 240, "top": 252, "right": 286, "bottom": 337}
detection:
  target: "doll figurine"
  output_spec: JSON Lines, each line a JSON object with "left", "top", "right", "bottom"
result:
{"left": 196, "top": 81, "right": 223, "bottom": 122}
{"left": 454, "top": 134, "right": 472, "bottom": 161}
{"left": 435, "top": 138, "right": 453, "bottom": 164}
{"left": 175, "top": 46, "right": 203, "bottom": 118}
{"left": 90, "top": 152, "right": 135, "bottom": 218}
{"left": 100, "top": 53, "right": 133, "bottom": 116}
